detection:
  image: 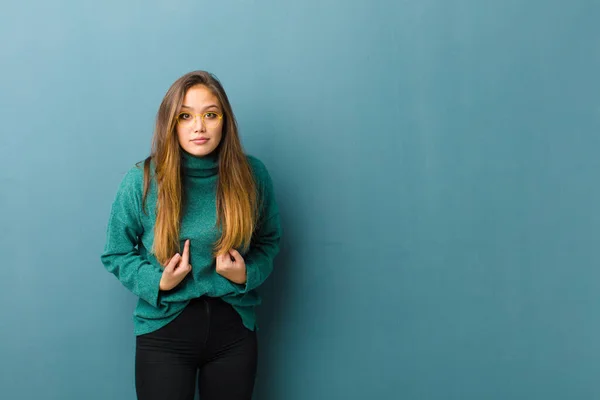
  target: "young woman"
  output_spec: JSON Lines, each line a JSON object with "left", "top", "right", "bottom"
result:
{"left": 101, "top": 70, "right": 281, "bottom": 400}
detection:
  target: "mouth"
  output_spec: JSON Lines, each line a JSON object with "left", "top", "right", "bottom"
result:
{"left": 191, "top": 137, "right": 209, "bottom": 145}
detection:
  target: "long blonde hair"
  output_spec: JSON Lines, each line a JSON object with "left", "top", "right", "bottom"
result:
{"left": 142, "top": 71, "right": 257, "bottom": 264}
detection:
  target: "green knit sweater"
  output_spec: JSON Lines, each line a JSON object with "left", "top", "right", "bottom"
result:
{"left": 101, "top": 151, "right": 281, "bottom": 336}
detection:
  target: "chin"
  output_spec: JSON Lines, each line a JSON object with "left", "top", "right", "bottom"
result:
{"left": 185, "top": 146, "right": 217, "bottom": 157}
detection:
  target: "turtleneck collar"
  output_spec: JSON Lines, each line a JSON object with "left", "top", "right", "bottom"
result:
{"left": 181, "top": 150, "right": 219, "bottom": 178}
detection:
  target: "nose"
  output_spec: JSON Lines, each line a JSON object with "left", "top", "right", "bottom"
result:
{"left": 193, "top": 115, "right": 205, "bottom": 132}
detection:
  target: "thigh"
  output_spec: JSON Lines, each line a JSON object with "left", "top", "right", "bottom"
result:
{"left": 197, "top": 329, "right": 258, "bottom": 400}
{"left": 135, "top": 333, "right": 198, "bottom": 400}
{"left": 135, "top": 300, "right": 209, "bottom": 400}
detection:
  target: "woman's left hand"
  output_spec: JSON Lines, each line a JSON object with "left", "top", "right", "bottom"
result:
{"left": 216, "top": 249, "right": 247, "bottom": 285}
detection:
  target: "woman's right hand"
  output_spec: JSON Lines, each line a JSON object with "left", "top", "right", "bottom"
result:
{"left": 159, "top": 239, "right": 192, "bottom": 291}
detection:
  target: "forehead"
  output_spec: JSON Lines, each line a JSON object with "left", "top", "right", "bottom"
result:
{"left": 182, "top": 85, "right": 220, "bottom": 108}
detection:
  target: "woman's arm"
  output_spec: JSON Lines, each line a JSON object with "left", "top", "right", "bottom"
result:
{"left": 100, "top": 167, "right": 164, "bottom": 306}
{"left": 235, "top": 158, "right": 282, "bottom": 293}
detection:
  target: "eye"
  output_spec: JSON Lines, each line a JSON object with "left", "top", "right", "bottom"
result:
{"left": 179, "top": 113, "right": 192, "bottom": 120}
{"left": 204, "top": 112, "right": 218, "bottom": 119}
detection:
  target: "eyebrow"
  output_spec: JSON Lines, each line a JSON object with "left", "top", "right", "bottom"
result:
{"left": 181, "top": 104, "right": 221, "bottom": 111}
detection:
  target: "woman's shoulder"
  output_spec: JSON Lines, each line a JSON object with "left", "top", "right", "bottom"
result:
{"left": 244, "top": 155, "right": 277, "bottom": 214}
{"left": 245, "top": 154, "right": 272, "bottom": 182}
{"left": 125, "top": 161, "right": 145, "bottom": 182}
{"left": 116, "top": 160, "right": 151, "bottom": 193}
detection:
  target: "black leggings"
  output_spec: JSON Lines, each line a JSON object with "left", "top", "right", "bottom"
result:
{"left": 135, "top": 296, "right": 258, "bottom": 400}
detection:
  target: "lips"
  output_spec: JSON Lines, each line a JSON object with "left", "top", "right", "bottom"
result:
{"left": 191, "top": 138, "right": 209, "bottom": 144}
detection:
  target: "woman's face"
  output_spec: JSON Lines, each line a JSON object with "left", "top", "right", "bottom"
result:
{"left": 176, "top": 85, "right": 223, "bottom": 157}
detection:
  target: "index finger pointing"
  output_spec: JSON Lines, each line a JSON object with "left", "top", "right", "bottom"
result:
{"left": 181, "top": 239, "right": 190, "bottom": 265}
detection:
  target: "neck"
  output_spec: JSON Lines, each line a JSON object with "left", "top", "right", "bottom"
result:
{"left": 181, "top": 150, "right": 219, "bottom": 178}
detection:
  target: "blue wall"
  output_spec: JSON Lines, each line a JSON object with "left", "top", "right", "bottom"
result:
{"left": 1, "top": 1, "right": 599, "bottom": 399}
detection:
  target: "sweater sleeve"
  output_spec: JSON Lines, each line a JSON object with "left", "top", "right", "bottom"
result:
{"left": 100, "top": 166, "right": 163, "bottom": 307}
{"left": 237, "top": 157, "right": 282, "bottom": 293}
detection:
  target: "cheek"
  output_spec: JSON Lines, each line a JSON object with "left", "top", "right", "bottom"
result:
{"left": 176, "top": 126, "right": 186, "bottom": 146}
{"left": 212, "top": 127, "right": 223, "bottom": 145}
